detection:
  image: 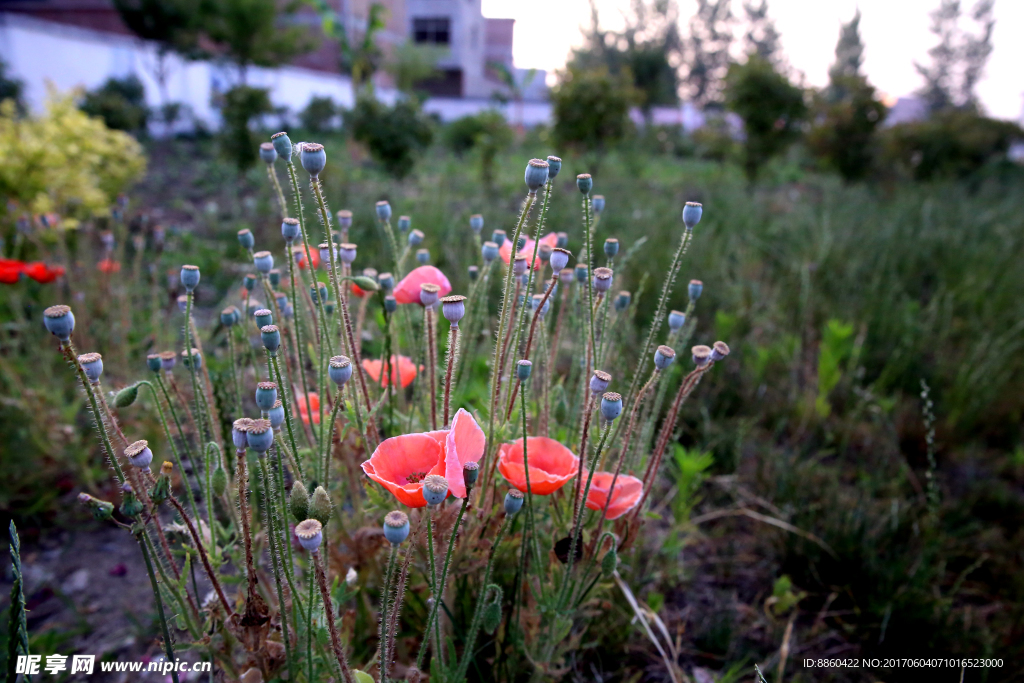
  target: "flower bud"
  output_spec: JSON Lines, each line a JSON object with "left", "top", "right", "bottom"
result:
{"left": 592, "top": 195, "right": 606, "bottom": 214}
{"left": 574, "top": 264, "right": 588, "bottom": 283}
{"left": 614, "top": 291, "right": 631, "bottom": 312}
{"left": 79, "top": 492, "right": 115, "bottom": 521}
{"left": 237, "top": 229, "right": 255, "bottom": 250}
{"left": 261, "top": 324, "right": 281, "bottom": 353}
{"left": 416, "top": 248, "right": 430, "bottom": 264}
{"left": 603, "top": 238, "right": 619, "bottom": 258}
{"left": 147, "top": 353, "right": 162, "bottom": 373}
{"left": 546, "top": 155, "right": 562, "bottom": 178}
{"left": 592, "top": 267, "right": 613, "bottom": 293}
{"left": 300, "top": 142, "right": 327, "bottom": 176}
{"left": 441, "top": 295, "right": 466, "bottom": 328}
{"left": 420, "top": 283, "right": 440, "bottom": 307}
{"left": 549, "top": 247, "right": 571, "bottom": 273}
{"left": 150, "top": 462, "right": 172, "bottom": 504}
{"left": 682, "top": 201, "right": 703, "bottom": 229}
{"left": 268, "top": 400, "right": 285, "bottom": 429}
{"left": 384, "top": 295, "right": 397, "bottom": 313}
{"left": 281, "top": 218, "right": 300, "bottom": 242}
{"left": 668, "top": 310, "right": 686, "bottom": 331}
{"left": 688, "top": 279, "right": 703, "bottom": 301}
{"left": 397, "top": 215, "right": 411, "bottom": 232}
{"left": 329, "top": 355, "right": 353, "bottom": 386}
{"left": 463, "top": 462, "right": 480, "bottom": 487}
{"left": 491, "top": 229, "right": 506, "bottom": 247}
{"left": 577, "top": 173, "right": 593, "bottom": 195}
{"left": 600, "top": 392, "right": 623, "bottom": 422}
{"left": 513, "top": 257, "right": 528, "bottom": 276}
{"left": 255, "top": 381, "right": 278, "bottom": 411}
{"left": 517, "top": 359, "right": 532, "bottom": 381}
{"left": 115, "top": 383, "right": 140, "bottom": 407}
{"left": 469, "top": 214, "right": 484, "bottom": 233}
{"left": 180, "top": 264, "right": 200, "bottom": 292}
{"left": 253, "top": 251, "right": 274, "bottom": 274}
{"left": 383, "top": 511, "right": 410, "bottom": 545}
{"left": 290, "top": 480, "right": 310, "bottom": 523}
{"left": 309, "top": 485, "right": 332, "bottom": 525}
{"left": 468, "top": 265, "right": 479, "bottom": 281}
{"left": 710, "top": 340, "right": 730, "bottom": 362}
{"left": 525, "top": 158, "right": 549, "bottom": 193}
{"left": 247, "top": 418, "right": 274, "bottom": 453}
{"left": 422, "top": 474, "right": 449, "bottom": 506}
{"left": 119, "top": 482, "right": 144, "bottom": 518}
{"left": 376, "top": 200, "right": 392, "bottom": 222}
{"left": 654, "top": 345, "right": 676, "bottom": 370}
{"left": 271, "top": 132, "right": 292, "bottom": 160}
{"left": 296, "top": 518, "right": 323, "bottom": 552}
{"left": 125, "top": 439, "right": 153, "bottom": 470}
{"left": 481, "top": 241, "right": 499, "bottom": 263}
{"left": 78, "top": 352, "right": 103, "bottom": 383}
{"left": 408, "top": 229, "right": 424, "bottom": 247}
{"left": 212, "top": 466, "right": 227, "bottom": 497}
{"left": 181, "top": 348, "right": 202, "bottom": 369}
{"left": 504, "top": 489, "right": 524, "bottom": 515}
{"left": 259, "top": 142, "right": 277, "bottom": 164}
{"left": 254, "top": 308, "right": 274, "bottom": 329}
{"left": 232, "top": 418, "right": 252, "bottom": 450}
{"left": 692, "top": 345, "right": 712, "bottom": 367}
{"left": 590, "top": 370, "right": 611, "bottom": 395}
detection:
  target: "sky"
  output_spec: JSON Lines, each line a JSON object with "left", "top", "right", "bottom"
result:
{"left": 480, "top": 0, "right": 1024, "bottom": 121}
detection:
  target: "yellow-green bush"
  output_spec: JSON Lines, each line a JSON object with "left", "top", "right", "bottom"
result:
{"left": 0, "top": 89, "right": 146, "bottom": 226}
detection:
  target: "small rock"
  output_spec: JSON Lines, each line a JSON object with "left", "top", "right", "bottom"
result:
{"left": 61, "top": 568, "right": 89, "bottom": 593}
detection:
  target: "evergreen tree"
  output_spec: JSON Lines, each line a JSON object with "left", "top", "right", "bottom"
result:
{"left": 683, "top": 0, "right": 734, "bottom": 108}
{"left": 828, "top": 9, "right": 864, "bottom": 83}
{"left": 915, "top": 0, "right": 995, "bottom": 113}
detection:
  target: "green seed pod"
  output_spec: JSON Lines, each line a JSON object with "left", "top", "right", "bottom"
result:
{"left": 78, "top": 492, "right": 114, "bottom": 521}
{"left": 309, "top": 485, "right": 332, "bottom": 526}
{"left": 290, "top": 481, "right": 310, "bottom": 523}
{"left": 483, "top": 600, "right": 502, "bottom": 634}
{"left": 601, "top": 544, "right": 618, "bottom": 578}
{"left": 114, "top": 383, "right": 139, "bottom": 407}
{"left": 212, "top": 466, "right": 227, "bottom": 497}
{"left": 119, "top": 483, "right": 144, "bottom": 519}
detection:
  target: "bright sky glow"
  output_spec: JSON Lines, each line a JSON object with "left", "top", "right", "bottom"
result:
{"left": 481, "top": 0, "right": 1024, "bottom": 120}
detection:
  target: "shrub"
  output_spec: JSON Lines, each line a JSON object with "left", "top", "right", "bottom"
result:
{"left": 807, "top": 75, "right": 886, "bottom": 181}
{"left": 79, "top": 75, "right": 149, "bottom": 133}
{"left": 218, "top": 84, "right": 273, "bottom": 171}
{"left": 444, "top": 110, "right": 513, "bottom": 185}
{"left": 299, "top": 95, "right": 339, "bottom": 133}
{"left": 551, "top": 66, "right": 636, "bottom": 155}
{"left": 345, "top": 96, "right": 433, "bottom": 178}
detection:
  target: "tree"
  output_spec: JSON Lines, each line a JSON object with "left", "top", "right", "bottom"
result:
{"left": 551, "top": 66, "right": 636, "bottom": 157}
{"left": 915, "top": 0, "right": 995, "bottom": 113}
{"left": 345, "top": 97, "right": 433, "bottom": 178}
{"left": 306, "top": 0, "right": 389, "bottom": 90}
{"left": 80, "top": 75, "right": 150, "bottom": 133}
{"left": 724, "top": 55, "right": 806, "bottom": 181}
{"left": 202, "top": 0, "right": 310, "bottom": 83}
{"left": 742, "top": 0, "right": 782, "bottom": 67}
{"left": 828, "top": 9, "right": 864, "bottom": 85}
{"left": 683, "top": 0, "right": 734, "bottom": 108}
{"left": 444, "top": 110, "right": 514, "bottom": 187}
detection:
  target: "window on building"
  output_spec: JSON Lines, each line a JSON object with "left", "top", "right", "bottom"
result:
{"left": 413, "top": 17, "right": 451, "bottom": 45}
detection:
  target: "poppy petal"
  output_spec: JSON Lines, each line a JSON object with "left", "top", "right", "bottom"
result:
{"left": 497, "top": 437, "right": 579, "bottom": 495}
{"left": 361, "top": 433, "right": 445, "bottom": 508}
{"left": 392, "top": 266, "right": 452, "bottom": 304}
{"left": 442, "top": 409, "right": 485, "bottom": 498}
{"left": 584, "top": 472, "right": 644, "bottom": 520}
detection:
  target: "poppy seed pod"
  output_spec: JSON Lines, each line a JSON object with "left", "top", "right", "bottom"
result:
{"left": 378, "top": 272, "right": 395, "bottom": 292}
{"left": 147, "top": 353, "right": 162, "bottom": 373}
{"left": 710, "top": 340, "right": 731, "bottom": 362}
{"left": 574, "top": 264, "right": 588, "bottom": 283}
{"left": 590, "top": 370, "right": 611, "bottom": 395}
{"left": 517, "top": 359, "right": 532, "bottom": 381}
{"left": 295, "top": 518, "right": 323, "bottom": 553}
{"left": 549, "top": 247, "right": 571, "bottom": 273}
{"left": 408, "top": 229, "right": 424, "bottom": 247}
{"left": 181, "top": 348, "right": 202, "bottom": 369}
{"left": 682, "top": 201, "right": 703, "bottom": 229}
{"left": 125, "top": 439, "right": 153, "bottom": 470}
{"left": 159, "top": 350, "right": 176, "bottom": 372}
{"left": 577, "top": 173, "right": 593, "bottom": 195}
{"left": 614, "top": 290, "right": 631, "bottom": 311}
{"left": 243, "top": 274, "right": 257, "bottom": 291}
{"left": 268, "top": 269, "right": 281, "bottom": 287}
{"left": 221, "top": 306, "right": 238, "bottom": 327}
{"left": 271, "top": 132, "right": 292, "bottom": 160}
{"left": 600, "top": 392, "right": 623, "bottom": 422}
{"left": 246, "top": 418, "right": 274, "bottom": 453}
{"left": 538, "top": 243, "right": 553, "bottom": 264}
{"left": 232, "top": 418, "right": 252, "bottom": 450}
{"left": 463, "top": 461, "right": 480, "bottom": 486}
{"left": 300, "top": 142, "right": 327, "bottom": 176}
{"left": 688, "top": 279, "right": 703, "bottom": 301}
{"left": 524, "top": 158, "right": 550, "bottom": 193}
{"left": 176, "top": 295, "right": 188, "bottom": 312}
{"left": 255, "top": 381, "right": 278, "bottom": 411}
{"left": 668, "top": 310, "right": 686, "bottom": 331}
{"left": 336, "top": 209, "right": 353, "bottom": 230}
{"left": 318, "top": 242, "right": 335, "bottom": 265}
{"left": 237, "top": 228, "right": 255, "bottom": 250}
{"left": 254, "top": 308, "right": 273, "bottom": 329}
{"left": 281, "top": 218, "right": 300, "bottom": 242}
{"left": 491, "top": 229, "right": 506, "bottom": 247}
{"left": 383, "top": 511, "right": 410, "bottom": 545}
{"left": 654, "top": 345, "right": 676, "bottom": 370}
{"left": 517, "top": 235, "right": 527, "bottom": 251}
{"left": 546, "top": 155, "right": 562, "bottom": 178}
{"left": 556, "top": 231, "right": 569, "bottom": 249}
{"left": 253, "top": 251, "right": 274, "bottom": 274}
{"left": 268, "top": 400, "right": 285, "bottom": 429}
{"left": 441, "top": 295, "right": 466, "bottom": 328}
{"left": 338, "top": 243, "right": 357, "bottom": 264}
{"left": 604, "top": 238, "right": 619, "bottom": 257}
{"left": 376, "top": 200, "right": 392, "bottom": 222}
{"left": 416, "top": 248, "right": 430, "bottom": 264}
{"left": 328, "top": 355, "right": 353, "bottom": 386}
{"left": 468, "top": 265, "right": 479, "bottom": 281}
{"left": 397, "top": 215, "right": 411, "bottom": 232}
{"left": 384, "top": 295, "right": 397, "bottom": 313}
{"left": 513, "top": 257, "right": 528, "bottom": 276}
{"left": 593, "top": 267, "right": 613, "bottom": 293}
{"left": 559, "top": 269, "right": 574, "bottom": 285}
{"left": 419, "top": 283, "right": 440, "bottom": 307}
{"left": 422, "top": 474, "right": 449, "bottom": 506}
{"left": 692, "top": 345, "right": 712, "bottom": 367}
{"left": 469, "top": 214, "right": 484, "bottom": 233}
{"left": 482, "top": 241, "right": 499, "bottom": 263}
{"left": 259, "top": 142, "right": 277, "bottom": 164}
{"left": 181, "top": 264, "right": 200, "bottom": 292}
{"left": 260, "top": 325, "right": 281, "bottom": 353}
{"left": 504, "top": 489, "right": 524, "bottom": 515}
{"left": 78, "top": 352, "right": 103, "bottom": 383}
{"left": 592, "top": 195, "right": 606, "bottom": 214}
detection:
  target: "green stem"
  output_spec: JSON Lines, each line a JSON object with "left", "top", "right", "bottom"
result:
{"left": 455, "top": 517, "right": 510, "bottom": 680}
{"left": 258, "top": 454, "right": 297, "bottom": 680}
{"left": 136, "top": 530, "right": 181, "bottom": 683}
{"left": 581, "top": 194, "right": 597, "bottom": 368}
{"left": 226, "top": 331, "right": 243, "bottom": 418}
{"left": 139, "top": 380, "right": 201, "bottom": 525}
{"left": 378, "top": 545, "right": 398, "bottom": 683}
{"left": 270, "top": 354, "right": 304, "bottom": 480}
{"left": 559, "top": 425, "right": 611, "bottom": 609}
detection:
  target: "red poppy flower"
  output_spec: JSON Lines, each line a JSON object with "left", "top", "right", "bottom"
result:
{"left": 295, "top": 391, "right": 321, "bottom": 425}
{"left": 362, "top": 355, "right": 418, "bottom": 388}
{"left": 22, "top": 262, "right": 64, "bottom": 284}
{"left": 584, "top": 472, "right": 644, "bottom": 520}
{"left": 499, "top": 232, "right": 559, "bottom": 270}
{"left": 423, "top": 408, "right": 485, "bottom": 498}
{"left": 98, "top": 259, "right": 121, "bottom": 274}
{"left": 361, "top": 433, "right": 446, "bottom": 507}
{"left": 0, "top": 259, "right": 24, "bottom": 284}
{"left": 296, "top": 248, "right": 320, "bottom": 270}
{"left": 350, "top": 282, "right": 368, "bottom": 298}
{"left": 392, "top": 265, "right": 452, "bottom": 304}
{"left": 498, "top": 436, "right": 579, "bottom": 496}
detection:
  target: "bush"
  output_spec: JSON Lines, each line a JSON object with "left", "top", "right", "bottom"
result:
{"left": 550, "top": 66, "right": 635, "bottom": 155}
{"left": 0, "top": 58, "right": 24, "bottom": 112}
{"left": 444, "top": 110, "right": 513, "bottom": 185}
{"left": 218, "top": 84, "right": 273, "bottom": 171}
{"left": 299, "top": 95, "right": 339, "bottom": 133}
{"left": 79, "top": 75, "right": 149, "bottom": 132}
{"left": 808, "top": 75, "right": 886, "bottom": 182}
{"left": 880, "top": 111, "right": 1024, "bottom": 180}
{"left": 345, "top": 96, "right": 433, "bottom": 178}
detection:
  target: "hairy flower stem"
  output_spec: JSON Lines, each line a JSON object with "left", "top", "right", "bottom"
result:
{"left": 455, "top": 516, "right": 511, "bottom": 680}
{"left": 323, "top": 388, "right": 345, "bottom": 486}
{"left": 378, "top": 545, "right": 398, "bottom": 683}
{"left": 482, "top": 192, "right": 536, "bottom": 494}
{"left": 381, "top": 297, "right": 395, "bottom": 433}
{"left": 236, "top": 448, "right": 258, "bottom": 602}
{"left": 139, "top": 381, "right": 201, "bottom": 522}
{"left": 314, "top": 552, "right": 357, "bottom": 683}
{"left": 267, "top": 163, "right": 289, "bottom": 216}
{"left": 559, "top": 425, "right": 611, "bottom": 608}
{"left": 183, "top": 294, "right": 210, "bottom": 445}
{"left": 135, "top": 530, "right": 181, "bottom": 683}
{"left": 385, "top": 533, "right": 416, "bottom": 667}
{"left": 520, "top": 380, "right": 542, "bottom": 569}
{"left": 165, "top": 493, "right": 233, "bottom": 614}
{"left": 286, "top": 243, "right": 316, "bottom": 450}
{"left": 269, "top": 354, "right": 304, "bottom": 480}
{"left": 443, "top": 326, "right": 459, "bottom": 426}
{"left": 63, "top": 342, "right": 124, "bottom": 486}
{"left": 226, "top": 331, "right": 243, "bottom": 417}
{"left": 581, "top": 193, "right": 598, "bottom": 368}
{"left": 257, "top": 454, "right": 296, "bottom": 679}
{"left": 548, "top": 285, "right": 571, "bottom": 372}
{"left": 424, "top": 509, "right": 443, "bottom": 665}
{"left": 571, "top": 395, "right": 595, "bottom": 525}
{"left": 505, "top": 274, "right": 557, "bottom": 421}
{"left": 141, "top": 528, "right": 200, "bottom": 638}
{"left": 286, "top": 163, "right": 335, "bottom": 358}
{"left": 424, "top": 307, "right": 438, "bottom": 430}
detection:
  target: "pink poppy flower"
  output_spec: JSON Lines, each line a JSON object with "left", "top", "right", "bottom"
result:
{"left": 392, "top": 266, "right": 452, "bottom": 304}
{"left": 499, "top": 232, "right": 559, "bottom": 270}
